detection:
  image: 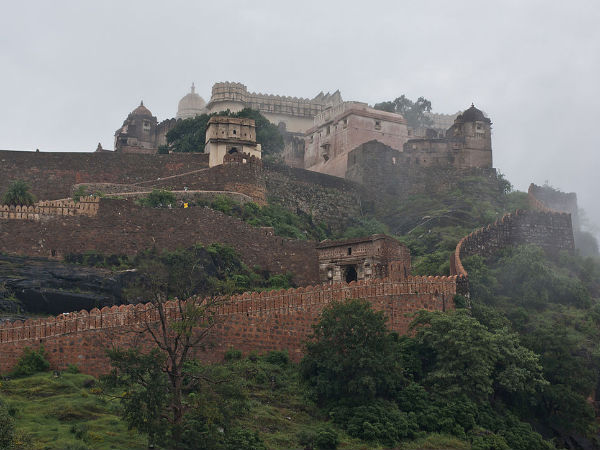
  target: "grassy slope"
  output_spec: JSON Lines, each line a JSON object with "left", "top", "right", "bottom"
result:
{"left": 1, "top": 364, "right": 470, "bottom": 450}
{"left": 0, "top": 373, "right": 146, "bottom": 449}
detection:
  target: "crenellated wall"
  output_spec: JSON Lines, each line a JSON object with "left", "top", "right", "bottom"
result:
{"left": 0, "top": 276, "right": 457, "bottom": 375}
{"left": 0, "top": 197, "right": 100, "bottom": 220}
{"left": 450, "top": 209, "right": 575, "bottom": 291}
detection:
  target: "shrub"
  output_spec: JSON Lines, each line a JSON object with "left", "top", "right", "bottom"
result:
{"left": 0, "top": 401, "right": 15, "bottom": 449}
{"left": 298, "top": 426, "right": 339, "bottom": 450}
{"left": 10, "top": 346, "right": 50, "bottom": 377}
{"left": 263, "top": 350, "right": 289, "bottom": 366}
{"left": 224, "top": 428, "right": 266, "bottom": 450}
{"left": 334, "top": 401, "right": 417, "bottom": 446}
{"left": 72, "top": 185, "right": 88, "bottom": 202}
{"left": 224, "top": 348, "right": 242, "bottom": 361}
{"left": 2, "top": 180, "right": 36, "bottom": 206}
{"left": 66, "top": 364, "right": 80, "bottom": 374}
{"left": 139, "top": 189, "right": 176, "bottom": 208}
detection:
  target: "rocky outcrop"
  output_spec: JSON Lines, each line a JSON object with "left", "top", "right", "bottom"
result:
{"left": 0, "top": 255, "right": 129, "bottom": 315}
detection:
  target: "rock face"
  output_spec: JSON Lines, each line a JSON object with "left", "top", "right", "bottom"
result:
{"left": 0, "top": 255, "right": 128, "bottom": 315}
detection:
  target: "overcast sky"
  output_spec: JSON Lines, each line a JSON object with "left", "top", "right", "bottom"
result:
{"left": 1, "top": 0, "right": 599, "bottom": 232}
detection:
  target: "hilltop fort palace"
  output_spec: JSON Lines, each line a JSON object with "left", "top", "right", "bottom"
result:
{"left": 112, "top": 81, "right": 491, "bottom": 179}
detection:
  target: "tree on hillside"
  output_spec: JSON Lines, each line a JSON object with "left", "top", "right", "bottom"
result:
{"left": 374, "top": 95, "right": 433, "bottom": 130}
{"left": 409, "top": 310, "right": 546, "bottom": 404}
{"left": 300, "top": 298, "right": 406, "bottom": 407}
{"left": 103, "top": 255, "right": 221, "bottom": 448}
{"left": 165, "top": 108, "right": 284, "bottom": 159}
{"left": 1, "top": 180, "right": 36, "bottom": 206}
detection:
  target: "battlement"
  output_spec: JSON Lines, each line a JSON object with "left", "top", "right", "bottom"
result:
{"left": 208, "top": 81, "right": 342, "bottom": 119}
{"left": 0, "top": 276, "right": 457, "bottom": 374}
{"left": 451, "top": 208, "right": 575, "bottom": 293}
{"left": 0, "top": 197, "right": 100, "bottom": 221}
{"left": 0, "top": 275, "right": 459, "bottom": 346}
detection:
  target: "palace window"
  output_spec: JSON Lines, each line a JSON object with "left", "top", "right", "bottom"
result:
{"left": 143, "top": 120, "right": 151, "bottom": 131}
{"left": 375, "top": 120, "right": 381, "bottom": 130}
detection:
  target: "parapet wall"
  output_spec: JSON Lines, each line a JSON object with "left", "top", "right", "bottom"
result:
{"left": 0, "top": 276, "right": 457, "bottom": 375}
{"left": 0, "top": 198, "right": 319, "bottom": 285}
{"left": 450, "top": 209, "right": 575, "bottom": 286}
{"left": 0, "top": 150, "right": 209, "bottom": 200}
{"left": 0, "top": 197, "right": 99, "bottom": 220}
{"left": 208, "top": 82, "right": 339, "bottom": 118}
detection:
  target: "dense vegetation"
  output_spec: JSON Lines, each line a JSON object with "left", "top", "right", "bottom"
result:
{"left": 164, "top": 108, "right": 284, "bottom": 160}
{"left": 2, "top": 166, "right": 600, "bottom": 449}
{"left": 1, "top": 180, "right": 36, "bottom": 206}
{"left": 373, "top": 95, "right": 433, "bottom": 130}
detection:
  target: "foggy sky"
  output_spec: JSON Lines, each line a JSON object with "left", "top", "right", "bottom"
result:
{"left": 1, "top": 1, "right": 599, "bottom": 233}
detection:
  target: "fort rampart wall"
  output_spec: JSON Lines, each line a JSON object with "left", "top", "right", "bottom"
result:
{"left": 0, "top": 197, "right": 100, "bottom": 220}
{"left": 0, "top": 198, "right": 319, "bottom": 285}
{"left": 450, "top": 209, "right": 574, "bottom": 285}
{"left": 0, "top": 277, "right": 457, "bottom": 375}
{"left": 0, "top": 150, "right": 209, "bottom": 200}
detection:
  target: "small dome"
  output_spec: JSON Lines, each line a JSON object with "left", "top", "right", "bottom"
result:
{"left": 458, "top": 104, "right": 490, "bottom": 123}
{"left": 131, "top": 101, "right": 153, "bottom": 117}
{"left": 177, "top": 83, "right": 206, "bottom": 120}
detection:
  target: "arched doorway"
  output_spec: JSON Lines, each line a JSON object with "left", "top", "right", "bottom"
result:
{"left": 345, "top": 265, "right": 358, "bottom": 283}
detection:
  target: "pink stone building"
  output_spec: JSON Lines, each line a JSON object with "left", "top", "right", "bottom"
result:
{"left": 304, "top": 102, "right": 408, "bottom": 178}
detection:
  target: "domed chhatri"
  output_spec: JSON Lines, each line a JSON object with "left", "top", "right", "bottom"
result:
{"left": 131, "top": 101, "right": 154, "bottom": 118}
{"left": 176, "top": 83, "right": 207, "bottom": 120}
{"left": 458, "top": 103, "right": 491, "bottom": 123}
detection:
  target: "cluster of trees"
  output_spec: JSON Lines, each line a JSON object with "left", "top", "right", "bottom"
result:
{"left": 163, "top": 108, "right": 284, "bottom": 160}
{"left": 1, "top": 180, "right": 36, "bottom": 206}
{"left": 301, "top": 299, "right": 553, "bottom": 449}
{"left": 374, "top": 95, "right": 433, "bottom": 129}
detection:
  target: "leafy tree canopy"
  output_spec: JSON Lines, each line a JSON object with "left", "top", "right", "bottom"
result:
{"left": 165, "top": 108, "right": 284, "bottom": 159}
{"left": 2, "top": 180, "right": 36, "bottom": 206}
{"left": 374, "top": 95, "right": 433, "bottom": 129}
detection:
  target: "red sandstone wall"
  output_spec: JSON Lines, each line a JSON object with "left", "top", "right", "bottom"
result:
{"left": 0, "top": 277, "right": 457, "bottom": 375}
{"left": 0, "top": 151, "right": 209, "bottom": 200}
{"left": 0, "top": 198, "right": 318, "bottom": 286}
{"left": 450, "top": 208, "right": 574, "bottom": 292}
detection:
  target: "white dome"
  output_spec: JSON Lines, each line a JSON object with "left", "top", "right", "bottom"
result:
{"left": 176, "top": 83, "right": 206, "bottom": 119}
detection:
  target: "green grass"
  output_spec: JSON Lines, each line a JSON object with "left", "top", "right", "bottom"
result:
{"left": 0, "top": 372, "right": 147, "bottom": 450}
{"left": 0, "top": 362, "right": 472, "bottom": 449}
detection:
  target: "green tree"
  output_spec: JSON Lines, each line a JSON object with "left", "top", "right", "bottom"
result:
{"left": 374, "top": 95, "right": 433, "bottom": 129}
{"left": 166, "top": 114, "right": 214, "bottom": 153}
{"left": 139, "top": 189, "right": 177, "bottom": 208}
{"left": 300, "top": 298, "right": 406, "bottom": 407}
{"left": 165, "top": 108, "right": 284, "bottom": 158}
{"left": 0, "top": 401, "right": 15, "bottom": 450}
{"left": 410, "top": 310, "right": 546, "bottom": 404}
{"left": 233, "top": 108, "right": 284, "bottom": 159}
{"left": 1, "top": 180, "right": 36, "bottom": 206}
{"left": 105, "top": 257, "right": 221, "bottom": 448}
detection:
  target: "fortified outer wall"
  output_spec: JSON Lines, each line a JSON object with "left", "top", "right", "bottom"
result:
{"left": 0, "top": 150, "right": 209, "bottom": 200}
{"left": 0, "top": 197, "right": 99, "bottom": 220}
{"left": 264, "top": 162, "right": 372, "bottom": 231}
{"left": 0, "top": 198, "right": 319, "bottom": 286}
{"left": 345, "top": 140, "right": 498, "bottom": 198}
{"left": 0, "top": 277, "right": 457, "bottom": 375}
{"left": 450, "top": 209, "right": 575, "bottom": 288}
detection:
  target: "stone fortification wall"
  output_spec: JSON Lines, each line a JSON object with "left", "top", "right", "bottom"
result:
{"left": 346, "top": 140, "right": 497, "bottom": 198}
{"left": 0, "top": 150, "right": 209, "bottom": 200}
{"left": 450, "top": 209, "right": 575, "bottom": 290}
{"left": 264, "top": 162, "right": 372, "bottom": 231}
{"left": 0, "top": 198, "right": 319, "bottom": 286}
{"left": 528, "top": 183, "right": 579, "bottom": 228}
{"left": 0, "top": 197, "right": 99, "bottom": 220}
{"left": 208, "top": 82, "right": 337, "bottom": 119}
{"left": 0, "top": 276, "right": 457, "bottom": 375}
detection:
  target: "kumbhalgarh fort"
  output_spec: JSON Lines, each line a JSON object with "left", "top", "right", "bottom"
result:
{"left": 0, "top": 81, "right": 579, "bottom": 374}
